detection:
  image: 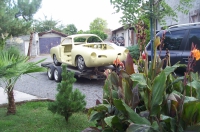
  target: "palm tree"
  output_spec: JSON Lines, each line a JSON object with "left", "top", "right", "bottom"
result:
{"left": 0, "top": 46, "right": 46, "bottom": 115}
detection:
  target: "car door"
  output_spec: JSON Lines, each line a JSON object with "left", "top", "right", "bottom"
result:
{"left": 156, "top": 29, "right": 188, "bottom": 66}
{"left": 183, "top": 28, "right": 200, "bottom": 73}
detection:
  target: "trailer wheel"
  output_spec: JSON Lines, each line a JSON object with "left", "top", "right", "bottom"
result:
{"left": 47, "top": 65, "right": 55, "bottom": 80}
{"left": 53, "top": 54, "right": 61, "bottom": 66}
{"left": 54, "top": 66, "right": 62, "bottom": 82}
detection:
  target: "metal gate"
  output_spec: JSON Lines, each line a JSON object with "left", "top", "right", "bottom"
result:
{"left": 39, "top": 37, "right": 60, "bottom": 54}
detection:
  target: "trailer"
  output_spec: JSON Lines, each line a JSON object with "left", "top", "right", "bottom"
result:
{"left": 41, "top": 62, "right": 111, "bottom": 82}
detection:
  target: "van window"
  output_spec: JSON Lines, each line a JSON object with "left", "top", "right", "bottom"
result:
{"left": 162, "top": 30, "right": 186, "bottom": 50}
{"left": 186, "top": 29, "right": 200, "bottom": 50}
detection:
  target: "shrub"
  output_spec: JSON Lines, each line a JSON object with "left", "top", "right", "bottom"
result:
{"left": 127, "top": 44, "right": 140, "bottom": 60}
{"left": 85, "top": 36, "right": 200, "bottom": 131}
{"left": 48, "top": 64, "right": 86, "bottom": 122}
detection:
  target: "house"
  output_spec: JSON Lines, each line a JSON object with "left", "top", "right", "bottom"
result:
{"left": 111, "top": 26, "right": 136, "bottom": 47}
{"left": 157, "top": 0, "right": 200, "bottom": 30}
{"left": 6, "top": 30, "right": 67, "bottom": 56}
{"left": 38, "top": 30, "right": 68, "bottom": 54}
{"left": 6, "top": 33, "right": 39, "bottom": 56}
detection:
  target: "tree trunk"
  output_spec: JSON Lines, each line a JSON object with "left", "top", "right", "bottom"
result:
{"left": 7, "top": 84, "right": 16, "bottom": 115}
{"left": 65, "top": 116, "right": 69, "bottom": 122}
{"left": 27, "top": 32, "right": 33, "bottom": 57}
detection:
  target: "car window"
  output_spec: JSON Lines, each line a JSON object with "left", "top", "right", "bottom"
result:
{"left": 162, "top": 30, "right": 186, "bottom": 50}
{"left": 185, "top": 29, "right": 200, "bottom": 50}
{"left": 62, "top": 38, "right": 72, "bottom": 44}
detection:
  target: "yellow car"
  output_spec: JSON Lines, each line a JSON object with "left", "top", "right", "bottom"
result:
{"left": 50, "top": 34, "right": 129, "bottom": 71}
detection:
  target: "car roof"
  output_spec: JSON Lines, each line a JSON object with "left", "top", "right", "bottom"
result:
{"left": 67, "top": 34, "right": 99, "bottom": 38}
{"left": 157, "top": 22, "right": 200, "bottom": 34}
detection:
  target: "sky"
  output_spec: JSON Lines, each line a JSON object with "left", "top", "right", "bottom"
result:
{"left": 34, "top": 0, "right": 123, "bottom": 31}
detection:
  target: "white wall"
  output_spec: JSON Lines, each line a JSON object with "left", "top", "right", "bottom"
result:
{"left": 157, "top": 0, "right": 200, "bottom": 29}
{"left": 113, "top": 29, "right": 136, "bottom": 47}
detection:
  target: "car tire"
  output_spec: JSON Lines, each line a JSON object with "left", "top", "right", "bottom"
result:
{"left": 54, "top": 66, "right": 62, "bottom": 82}
{"left": 76, "top": 55, "right": 86, "bottom": 71}
{"left": 53, "top": 54, "right": 61, "bottom": 66}
{"left": 47, "top": 65, "right": 55, "bottom": 80}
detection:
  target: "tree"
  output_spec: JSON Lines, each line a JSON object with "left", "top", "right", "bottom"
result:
{"left": 0, "top": 45, "right": 45, "bottom": 115}
{"left": 89, "top": 17, "right": 108, "bottom": 32}
{"left": 90, "top": 30, "right": 108, "bottom": 41}
{"left": 34, "top": 16, "right": 65, "bottom": 32}
{"left": 16, "top": 0, "right": 42, "bottom": 21}
{"left": 76, "top": 30, "right": 108, "bottom": 42}
{"left": 110, "top": 0, "right": 193, "bottom": 28}
{"left": 63, "top": 24, "right": 77, "bottom": 35}
{"left": 0, "top": 0, "right": 42, "bottom": 36}
{"left": 48, "top": 64, "right": 86, "bottom": 122}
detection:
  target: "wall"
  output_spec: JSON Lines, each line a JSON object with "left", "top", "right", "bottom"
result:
{"left": 6, "top": 33, "right": 40, "bottom": 57}
{"left": 157, "top": 0, "right": 200, "bottom": 29}
{"left": 112, "top": 28, "right": 136, "bottom": 47}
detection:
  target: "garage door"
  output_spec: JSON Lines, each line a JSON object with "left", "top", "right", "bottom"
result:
{"left": 39, "top": 37, "right": 61, "bottom": 54}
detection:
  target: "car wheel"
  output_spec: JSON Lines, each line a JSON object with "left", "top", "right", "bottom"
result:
{"left": 53, "top": 54, "right": 61, "bottom": 66}
{"left": 47, "top": 65, "right": 55, "bottom": 80}
{"left": 77, "top": 55, "right": 86, "bottom": 71}
{"left": 54, "top": 66, "right": 62, "bottom": 82}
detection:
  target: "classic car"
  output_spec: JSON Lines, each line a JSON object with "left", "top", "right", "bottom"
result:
{"left": 50, "top": 34, "right": 129, "bottom": 71}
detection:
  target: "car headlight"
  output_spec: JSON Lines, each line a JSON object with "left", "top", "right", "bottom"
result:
{"left": 91, "top": 52, "right": 96, "bottom": 59}
{"left": 124, "top": 49, "right": 129, "bottom": 54}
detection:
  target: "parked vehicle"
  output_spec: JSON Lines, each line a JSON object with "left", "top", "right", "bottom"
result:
{"left": 146, "top": 22, "right": 200, "bottom": 74}
{"left": 50, "top": 34, "right": 128, "bottom": 71}
{"left": 111, "top": 36, "right": 125, "bottom": 46}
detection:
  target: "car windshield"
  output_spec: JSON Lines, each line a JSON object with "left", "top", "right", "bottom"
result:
{"left": 62, "top": 38, "right": 72, "bottom": 44}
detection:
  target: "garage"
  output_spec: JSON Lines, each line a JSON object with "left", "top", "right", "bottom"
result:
{"left": 38, "top": 30, "right": 67, "bottom": 54}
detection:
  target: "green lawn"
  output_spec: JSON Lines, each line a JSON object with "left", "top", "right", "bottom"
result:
{"left": 0, "top": 101, "right": 95, "bottom": 132}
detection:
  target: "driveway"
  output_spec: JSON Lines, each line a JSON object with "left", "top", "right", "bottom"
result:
{"left": 13, "top": 54, "right": 105, "bottom": 108}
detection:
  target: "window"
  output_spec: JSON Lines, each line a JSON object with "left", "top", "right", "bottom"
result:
{"left": 162, "top": 30, "right": 186, "bottom": 50}
{"left": 186, "top": 29, "right": 200, "bottom": 50}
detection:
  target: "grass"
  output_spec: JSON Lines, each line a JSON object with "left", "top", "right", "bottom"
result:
{"left": 0, "top": 101, "right": 95, "bottom": 132}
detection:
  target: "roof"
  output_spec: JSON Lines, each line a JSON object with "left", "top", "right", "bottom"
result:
{"left": 112, "top": 24, "right": 134, "bottom": 32}
{"left": 38, "top": 30, "right": 68, "bottom": 37}
{"left": 112, "top": 26, "right": 125, "bottom": 32}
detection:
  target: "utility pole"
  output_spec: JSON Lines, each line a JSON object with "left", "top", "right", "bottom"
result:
{"left": 150, "top": 0, "right": 154, "bottom": 60}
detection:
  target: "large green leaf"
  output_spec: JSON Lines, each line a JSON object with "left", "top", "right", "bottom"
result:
{"left": 160, "top": 115, "right": 176, "bottom": 132}
{"left": 150, "top": 71, "right": 166, "bottom": 116}
{"left": 184, "top": 96, "right": 198, "bottom": 103}
{"left": 126, "top": 123, "right": 156, "bottom": 132}
{"left": 104, "top": 115, "right": 124, "bottom": 131}
{"left": 182, "top": 101, "right": 200, "bottom": 124}
{"left": 186, "top": 80, "right": 200, "bottom": 99}
{"left": 114, "top": 99, "right": 151, "bottom": 125}
{"left": 103, "top": 79, "right": 110, "bottom": 103}
{"left": 89, "top": 111, "right": 106, "bottom": 122}
{"left": 130, "top": 73, "right": 147, "bottom": 87}
{"left": 163, "top": 64, "right": 180, "bottom": 77}
{"left": 110, "top": 72, "right": 119, "bottom": 91}
{"left": 122, "top": 78, "right": 133, "bottom": 107}
{"left": 88, "top": 104, "right": 109, "bottom": 118}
